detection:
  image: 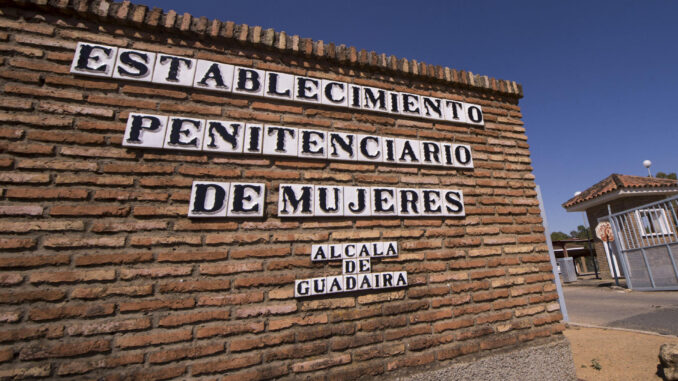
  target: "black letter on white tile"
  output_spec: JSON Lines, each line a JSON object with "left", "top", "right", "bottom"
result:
{"left": 236, "top": 68, "right": 261, "bottom": 92}
{"left": 159, "top": 55, "right": 193, "bottom": 82}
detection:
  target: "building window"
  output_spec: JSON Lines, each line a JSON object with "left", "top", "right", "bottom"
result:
{"left": 634, "top": 208, "right": 672, "bottom": 236}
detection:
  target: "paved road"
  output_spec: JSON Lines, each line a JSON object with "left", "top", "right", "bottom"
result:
{"left": 562, "top": 285, "right": 678, "bottom": 336}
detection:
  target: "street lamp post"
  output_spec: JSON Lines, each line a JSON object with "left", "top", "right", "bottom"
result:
{"left": 644, "top": 160, "right": 652, "bottom": 177}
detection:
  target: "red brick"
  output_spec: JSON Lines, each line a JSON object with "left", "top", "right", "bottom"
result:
{"left": 0, "top": 254, "right": 69, "bottom": 268}
{"left": 122, "top": 84, "right": 187, "bottom": 99}
{"left": 91, "top": 220, "right": 167, "bottom": 233}
{"left": 177, "top": 165, "right": 240, "bottom": 177}
{"left": 61, "top": 146, "right": 135, "bottom": 159}
{"left": 410, "top": 309, "right": 453, "bottom": 324}
{"left": 76, "top": 119, "right": 125, "bottom": 132}
{"left": 124, "top": 366, "right": 187, "bottom": 381}
{"left": 3, "top": 142, "right": 54, "bottom": 155}
{"left": 195, "top": 320, "right": 265, "bottom": 340}
{"left": 0, "top": 364, "right": 51, "bottom": 378}
{"left": 480, "top": 334, "right": 518, "bottom": 350}
{"left": 100, "top": 162, "right": 175, "bottom": 174}
{"left": 230, "top": 331, "right": 295, "bottom": 352}
{"left": 71, "top": 284, "right": 153, "bottom": 299}
{"left": 200, "top": 262, "right": 263, "bottom": 275}
{"left": 16, "top": 158, "right": 95, "bottom": 171}
{"left": 230, "top": 246, "right": 291, "bottom": 259}
{"left": 173, "top": 220, "right": 238, "bottom": 231}
{"left": 252, "top": 101, "right": 303, "bottom": 113}
{"left": 43, "top": 236, "right": 125, "bottom": 249}
{"left": 74, "top": 252, "right": 152, "bottom": 266}
{"left": 129, "top": 234, "right": 201, "bottom": 247}
{"left": 0, "top": 220, "right": 84, "bottom": 233}
{"left": 29, "top": 269, "right": 115, "bottom": 284}
{"left": 54, "top": 173, "right": 131, "bottom": 185}
{"left": 116, "top": 328, "right": 192, "bottom": 348}
{"left": 37, "top": 101, "right": 114, "bottom": 118}
{"left": 192, "top": 353, "right": 262, "bottom": 375}
{"left": 266, "top": 341, "right": 327, "bottom": 361}
{"left": 0, "top": 237, "right": 36, "bottom": 250}
{"left": 205, "top": 232, "right": 268, "bottom": 245}
{"left": 197, "top": 291, "right": 264, "bottom": 306}
{"left": 118, "top": 297, "right": 195, "bottom": 313}
{"left": 353, "top": 342, "right": 405, "bottom": 362}
{"left": 268, "top": 314, "right": 328, "bottom": 331}
{"left": 0, "top": 273, "right": 22, "bottom": 286}
{"left": 29, "top": 303, "right": 115, "bottom": 321}
{"left": 121, "top": 266, "right": 192, "bottom": 280}
{"left": 88, "top": 94, "right": 157, "bottom": 109}
{"left": 157, "top": 310, "right": 230, "bottom": 328}
{"left": 234, "top": 274, "right": 295, "bottom": 288}
{"left": 0, "top": 348, "right": 12, "bottom": 363}
{"left": 6, "top": 187, "right": 88, "bottom": 200}
{"left": 387, "top": 352, "right": 435, "bottom": 371}
{"left": 158, "top": 102, "right": 222, "bottom": 115}
{"left": 4, "top": 83, "right": 82, "bottom": 101}
{"left": 50, "top": 204, "right": 129, "bottom": 216}
{"left": 191, "top": 93, "right": 249, "bottom": 106}
{"left": 0, "top": 172, "right": 49, "bottom": 184}
{"left": 0, "top": 288, "right": 65, "bottom": 304}
{"left": 235, "top": 303, "right": 297, "bottom": 319}
{"left": 57, "top": 353, "right": 144, "bottom": 376}
{"left": 438, "top": 342, "right": 480, "bottom": 361}
{"left": 155, "top": 250, "right": 223, "bottom": 262}
{"left": 292, "top": 353, "right": 352, "bottom": 373}
{"left": 0, "top": 326, "right": 53, "bottom": 343}
{"left": 0, "top": 205, "right": 43, "bottom": 216}
{"left": 407, "top": 285, "right": 449, "bottom": 299}
{"left": 0, "top": 19, "right": 54, "bottom": 35}
{"left": 0, "top": 67, "right": 41, "bottom": 83}
{"left": 66, "top": 317, "right": 151, "bottom": 336}
{"left": 272, "top": 231, "right": 329, "bottom": 242}
{"left": 473, "top": 289, "right": 510, "bottom": 302}
{"left": 158, "top": 279, "right": 231, "bottom": 293}
{"left": 20, "top": 338, "right": 110, "bottom": 360}
{"left": 149, "top": 342, "right": 225, "bottom": 364}
{"left": 44, "top": 75, "right": 119, "bottom": 90}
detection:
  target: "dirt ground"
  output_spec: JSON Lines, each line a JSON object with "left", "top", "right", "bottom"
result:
{"left": 565, "top": 325, "right": 678, "bottom": 381}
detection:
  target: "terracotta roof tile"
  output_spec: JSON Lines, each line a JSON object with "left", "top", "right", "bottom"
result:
{"left": 562, "top": 174, "right": 678, "bottom": 208}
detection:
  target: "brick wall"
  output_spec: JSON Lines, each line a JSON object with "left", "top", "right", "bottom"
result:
{"left": 0, "top": 1, "right": 563, "bottom": 379}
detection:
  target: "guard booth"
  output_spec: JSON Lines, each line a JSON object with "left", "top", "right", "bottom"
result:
{"left": 601, "top": 195, "right": 678, "bottom": 290}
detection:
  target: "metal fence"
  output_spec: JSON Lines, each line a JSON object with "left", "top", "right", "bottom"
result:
{"left": 602, "top": 195, "right": 678, "bottom": 291}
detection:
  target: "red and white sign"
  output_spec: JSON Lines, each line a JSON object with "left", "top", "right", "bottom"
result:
{"left": 595, "top": 222, "right": 614, "bottom": 242}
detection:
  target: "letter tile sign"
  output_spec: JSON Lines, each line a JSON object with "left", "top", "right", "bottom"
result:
{"left": 295, "top": 242, "right": 407, "bottom": 297}
{"left": 70, "top": 40, "right": 476, "bottom": 300}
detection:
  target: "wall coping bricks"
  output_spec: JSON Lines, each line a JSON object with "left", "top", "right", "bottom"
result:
{"left": 5, "top": 0, "right": 523, "bottom": 98}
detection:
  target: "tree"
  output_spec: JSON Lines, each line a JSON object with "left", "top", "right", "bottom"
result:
{"left": 569, "top": 225, "right": 590, "bottom": 239}
{"left": 656, "top": 172, "right": 677, "bottom": 180}
{"left": 551, "top": 231, "right": 569, "bottom": 241}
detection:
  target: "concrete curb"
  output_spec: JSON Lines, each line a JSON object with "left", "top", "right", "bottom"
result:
{"left": 566, "top": 322, "right": 678, "bottom": 339}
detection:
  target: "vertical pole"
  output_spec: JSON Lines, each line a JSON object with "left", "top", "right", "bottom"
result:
{"left": 606, "top": 204, "right": 621, "bottom": 287}
{"left": 607, "top": 204, "right": 631, "bottom": 288}
{"left": 536, "top": 185, "right": 568, "bottom": 322}
{"left": 604, "top": 241, "right": 621, "bottom": 287}
{"left": 582, "top": 212, "right": 599, "bottom": 279}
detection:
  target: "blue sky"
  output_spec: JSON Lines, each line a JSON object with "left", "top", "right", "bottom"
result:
{"left": 134, "top": 0, "right": 677, "bottom": 234}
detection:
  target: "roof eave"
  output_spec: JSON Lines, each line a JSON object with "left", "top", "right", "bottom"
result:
{"left": 563, "top": 187, "right": 678, "bottom": 212}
